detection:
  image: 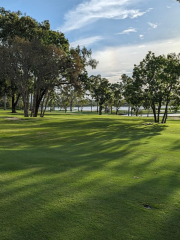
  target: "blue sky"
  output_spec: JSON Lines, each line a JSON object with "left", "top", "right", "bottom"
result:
{"left": 1, "top": 0, "right": 180, "bottom": 82}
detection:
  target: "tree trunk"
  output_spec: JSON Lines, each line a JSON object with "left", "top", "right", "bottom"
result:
{"left": 4, "top": 94, "right": 6, "bottom": 110}
{"left": 23, "top": 96, "right": 29, "bottom": 117}
{"left": 105, "top": 103, "right": 108, "bottom": 113}
{"left": 157, "top": 101, "right": 162, "bottom": 123}
{"left": 34, "top": 99, "right": 40, "bottom": 117}
{"left": 147, "top": 108, "right": 150, "bottom": 117}
{"left": 161, "top": 98, "right": 169, "bottom": 124}
{"left": 116, "top": 107, "right": 118, "bottom": 115}
{"left": 70, "top": 102, "right": 72, "bottom": 112}
{"left": 151, "top": 103, "right": 157, "bottom": 123}
{"left": 33, "top": 90, "right": 46, "bottom": 117}
{"left": 12, "top": 95, "right": 15, "bottom": 113}
{"left": 70, "top": 97, "right": 73, "bottom": 112}
{"left": 30, "top": 94, "right": 33, "bottom": 111}
{"left": 12, "top": 93, "right": 20, "bottom": 113}
{"left": 42, "top": 94, "right": 50, "bottom": 117}
{"left": 99, "top": 105, "right": 102, "bottom": 115}
{"left": 91, "top": 100, "right": 93, "bottom": 112}
{"left": 128, "top": 106, "right": 130, "bottom": 116}
{"left": 97, "top": 101, "right": 99, "bottom": 113}
{"left": 40, "top": 101, "right": 44, "bottom": 117}
{"left": 164, "top": 110, "right": 168, "bottom": 123}
{"left": 31, "top": 89, "right": 36, "bottom": 117}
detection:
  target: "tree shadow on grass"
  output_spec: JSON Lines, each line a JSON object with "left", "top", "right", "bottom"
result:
{"left": 0, "top": 117, "right": 166, "bottom": 149}
{"left": 1, "top": 116, "right": 180, "bottom": 239}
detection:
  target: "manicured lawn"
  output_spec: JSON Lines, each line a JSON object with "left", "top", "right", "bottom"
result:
{"left": 0, "top": 110, "right": 180, "bottom": 240}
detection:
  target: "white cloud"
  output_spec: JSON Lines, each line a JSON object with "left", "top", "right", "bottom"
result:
{"left": 167, "top": 6, "right": 172, "bottom": 9}
{"left": 146, "top": 8, "right": 153, "bottom": 12}
{"left": 138, "top": 45, "right": 145, "bottom": 48}
{"left": 87, "top": 37, "right": 180, "bottom": 82}
{"left": 118, "top": 28, "right": 137, "bottom": 35}
{"left": 148, "top": 22, "right": 158, "bottom": 29}
{"left": 70, "top": 36, "right": 103, "bottom": 48}
{"left": 167, "top": 40, "right": 173, "bottom": 44}
{"left": 131, "top": 52, "right": 138, "bottom": 55}
{"left": 59, "top": 0, "right": 152, "bottom": 32}
{"left": 139, "top": 34, "right": 144, "bottom": 39}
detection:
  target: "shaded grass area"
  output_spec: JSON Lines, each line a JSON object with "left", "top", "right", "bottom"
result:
{"left": 0, "top": 110, "right": 180, "bottom": 239}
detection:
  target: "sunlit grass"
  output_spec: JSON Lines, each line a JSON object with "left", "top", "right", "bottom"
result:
{"left": 0, "top": 109, "right": 180, "bottom": 240}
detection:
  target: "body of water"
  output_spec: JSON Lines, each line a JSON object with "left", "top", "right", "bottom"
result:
{"left": 48, "top": 106, "right": 131, "bottom": 111}
{"left": 46, "top": 106, "right": 180, "bottom": 117}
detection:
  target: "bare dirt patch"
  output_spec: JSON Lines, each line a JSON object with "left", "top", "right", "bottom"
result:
{"left": 6, "top": 117, "right": 20, "bottom": 120}
{"left": 170, "top": 117, "right": 180, "bottom": 120}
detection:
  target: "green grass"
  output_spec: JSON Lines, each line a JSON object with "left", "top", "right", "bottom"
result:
{"left": 0, "top": 110, "right": 180, "bottom": 240}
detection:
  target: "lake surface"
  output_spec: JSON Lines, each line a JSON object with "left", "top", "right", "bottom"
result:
{"left": 49, "top": 106, "right": 132, "bottom": 111}
{"left": 46, "top": 106, "right": 180, "bottom": 117}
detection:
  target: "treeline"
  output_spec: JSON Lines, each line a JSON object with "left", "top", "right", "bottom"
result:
{"left": 1, "top": 8, "right": 180, "bottom": 123}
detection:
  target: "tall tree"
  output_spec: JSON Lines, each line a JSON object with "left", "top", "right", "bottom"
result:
{"left": 7, "top": 37, "right": 34, "bottom": 117}
{"left": 0, "top": 44, "right": 8, "bottom": 98}
{"left": 127, "top": 52, "right": 180, "bottom": 123}
{"left": 110, "top": 82, "right": 123, "bottom": 115}
{"left": 0, "top": 8, "right": 70, "bottom": 114}
{"left": 90, "top": 75, "right": 112, "bottom": 115}
{"left": 121, "top": 74, "right": 140, "bottom": 116}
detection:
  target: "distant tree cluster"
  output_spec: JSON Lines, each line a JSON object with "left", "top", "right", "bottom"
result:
{"left": 121, "top": 52, "right": 180, "bottom": 123}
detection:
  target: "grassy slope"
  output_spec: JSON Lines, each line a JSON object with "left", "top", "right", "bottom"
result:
{"left": 0, "top": 110, "right": 180, "bottom": 240}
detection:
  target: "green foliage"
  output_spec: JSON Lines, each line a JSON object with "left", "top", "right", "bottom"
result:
{"left": 122, "top": 52, "right": 180, "bottom": 123}
{"left": 0, "top": 7, "right": 69, "bottom": 51}
{"left": 0, "top": 7, "right": 39, "bottom": 40}
{"left": 74, "top": 45, "right": 98, "bottom": 70}
{"left": 0, "top": 8, "right": 72, "bottom": 116}
{"left": 0, "top": 8, "right": 100, "bottom": 117}
{"left": 90, "top": 75, "right": 112, "bottom": 115}
{"left": 110, "top": 82, "right": 123, "bottom": 113}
